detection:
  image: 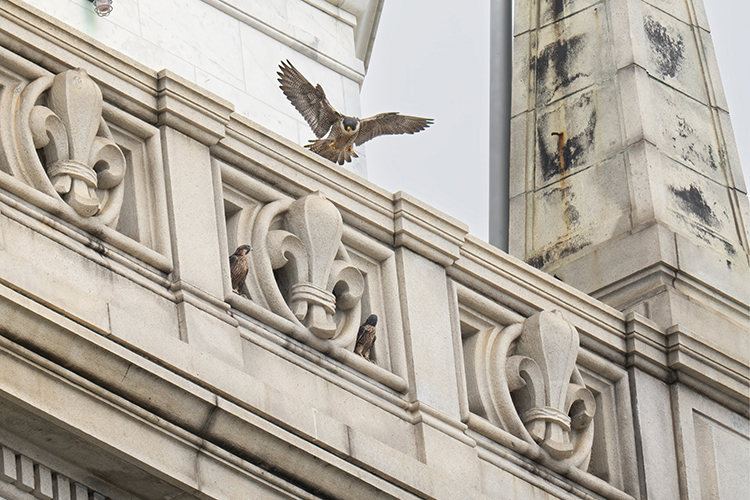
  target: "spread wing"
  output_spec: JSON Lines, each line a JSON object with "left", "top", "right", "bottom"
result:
{"left": 278, "top": 60, "right": 340, "bottom": 138}
{"left": 355, "top": 113, "right": 433, "bottom": 146}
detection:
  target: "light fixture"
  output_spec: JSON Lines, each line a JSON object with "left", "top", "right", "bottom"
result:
{"left": 89, "top": 0, "right": 113, "bottom": 17}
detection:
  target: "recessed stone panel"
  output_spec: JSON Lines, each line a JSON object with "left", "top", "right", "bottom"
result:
{"left": 641, "top": 4, "right": 708, "bottom": 104}
{"left": 539, "top": 0, "right": 602, "bottom": 27}
{"left": 650, "top": 80, "right": 726, "bottom": 185}
{"left": 535, "top": 83, "right": 623, "bottom": 188}
{"left": 535, "top": 5, "right": 614, "bottom": 107}
{"left": 528, "top": 154, "right": 631, "bottom": 269}
{"left": 661, "top": 155, "right": 741, "bottom": 255}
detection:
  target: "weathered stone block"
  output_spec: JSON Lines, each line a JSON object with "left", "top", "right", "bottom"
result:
{"left": 660, "top": 154, "right": 742, "bottom": 254}
{"left": 640, "top": 3, "right": 708, "bottom": 104}
{"left": 534, "top": 83, "right": 623, "bottom": 189}
{"left": 535, "top": 5, "right": 614, "bottom": 107}
{"left": 528, "top": 155, "right": 631, "bottom": 269}
{"left": 396, "top": 247, "right": 461, "bottom": 419}
{"left": 33, "top": 463, "right": 53, "bottom": 500}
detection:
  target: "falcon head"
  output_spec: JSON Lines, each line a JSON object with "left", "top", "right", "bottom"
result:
{"left": 233, "top": 244, "right": 253, "bottom": 256}
{"left": 342, "top": 116, "right": 360, "bottom": 133}
{"left": 363, "top": 314, "right": 378, "bottom": 327}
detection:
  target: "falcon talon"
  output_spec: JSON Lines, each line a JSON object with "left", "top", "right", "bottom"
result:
{"left": 277, "top": 60, "right": 433, "bottom": 165}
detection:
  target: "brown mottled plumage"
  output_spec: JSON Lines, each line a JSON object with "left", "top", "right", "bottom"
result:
{"left": 354, "top": 314, "right": 378, "bottom": 362}
{"left": 229, "top": 244, "right": 252, "bottom": 295}
{"left": 277, "top": 60, "right": 433, "bottom": 165}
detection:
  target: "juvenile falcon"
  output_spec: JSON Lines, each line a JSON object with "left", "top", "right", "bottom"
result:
{"left": 354, "top": 314, "right": 378, "bottom": 362}
{"left": 277, "top": 60, "right": 433, "bottom": 165}
{"left": 229, "top": 244, "right": 253, "bottom": 295}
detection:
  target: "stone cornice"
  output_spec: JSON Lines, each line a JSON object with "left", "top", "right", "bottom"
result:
{"left": 393, "top": 191, "right": 469, "bottom": 267}
{"left": 0, "top": 281, "right": 494, "bottom": 500}
{"left": 157, "top": 70, "right": 234, "bottom": 146}
{"left": 667, "top": 325, "right": 749, "bottom": 414}
{"left": 452, "top": 236, "right": 629, "bottom": 363}
{"left": 626, "top": 313, "right": 750, "bottom": 416}
{"left": 312, "top": 0, "right": 385, "bottom": 67}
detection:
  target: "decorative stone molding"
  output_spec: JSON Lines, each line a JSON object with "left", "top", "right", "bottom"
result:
{"left": 6, "top": 68, "right": 126, "bottom": 225}
{"left": 393, "top": 191, "right": 468, "bottom": 267}
{"left": 465, "top": 310, "right": 596, "bottom": 468}
{"left": 245, "top": 191, "right": 365, "bottom": 347}
{"left": 157, "top": 69, "right": 233, "bottom": 146}
{"left": 0, "top": 443, "right": 111, "bottom": 500}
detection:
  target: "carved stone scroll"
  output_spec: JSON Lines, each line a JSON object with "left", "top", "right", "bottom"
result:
{"left": 6, "top": 68, "right": 126, "bottom": 225}
{"left": 464, "top": 310, "right": 596, "bottom": 468}
{"left": 245, "top": 192, "right": 364, "bottom": 348}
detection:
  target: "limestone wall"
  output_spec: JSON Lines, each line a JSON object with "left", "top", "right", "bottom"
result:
{"left": 24, "top": 0, "right": 377, "bottom": 177}
{"left": 0, "top": 2, "right": 747, "bottom": 499}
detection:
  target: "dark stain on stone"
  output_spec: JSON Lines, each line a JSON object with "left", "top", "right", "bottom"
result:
{"left": 539, "top": 102, "right": 597, "bottom": 181}
{"left": 705, "top": 145, "right": 718, "bottom": 170}
{"left": 726, "top": 259, "right": 732, "bottom": 270}
{"left": 527, "top": 237, "right": 591, "bottom": 270}
{"left": 542, "top": 185, "right": 582, "bottom": 227}
{"left": 674, "top": 115, "right": 719, "bottom": 171}
{"left": 676, "top": 116, "right": 692, "bottom": 139}
{"left": 644, "top": 16, "right": 684, "bottom": 78}
{"left": 565, "top": 199, "right": 581, "bottom": 226}
{"left": 723, "top": 240, "right": 736, "bottom": 256}
{"left": 693, "top": 225, "right": 736, "bottom": 257}
{"left": 552, "top": 0, "right": 565, "bottom": 18}
{"left": 536, "top": 34, "right": 588, "bottom": 104}
{"left": 669, "top": 184, "right": 718, "bottom": 227}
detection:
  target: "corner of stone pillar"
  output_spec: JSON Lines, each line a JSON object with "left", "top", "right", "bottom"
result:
{"left": 156, "top": 69, "right": 234, "bottom": 147}
{"left": 157, "top": 69, "right": 240, "bottom": 362}
{"left": 392, "top": 191, "right": 468, "bottom": 268}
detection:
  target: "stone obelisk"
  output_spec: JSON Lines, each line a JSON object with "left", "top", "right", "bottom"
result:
{"left": 508, "top": 0, "right": 749, "bottom": 351}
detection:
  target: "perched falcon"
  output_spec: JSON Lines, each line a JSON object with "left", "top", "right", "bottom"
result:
{"left": 354, "top": 314, "right": 378, "bottom": 362}
{"left": 277, "top": 60, "right": 433, "bottom": 165}
{"left": 229, "top": 244, "right": 253, "bottom": 295}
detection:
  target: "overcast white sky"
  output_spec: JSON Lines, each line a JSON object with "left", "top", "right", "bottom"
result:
{"left": 360, "top": 0, "right": 748, "bottom": 243}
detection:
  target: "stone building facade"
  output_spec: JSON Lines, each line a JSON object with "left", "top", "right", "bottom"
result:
{"left": 0, "top": 1, "right": 746, "bottom": 499}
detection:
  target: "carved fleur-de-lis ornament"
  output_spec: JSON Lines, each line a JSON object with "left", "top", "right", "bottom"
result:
{"left": 464, "top": 310, "right": 596, "bottom": 468}
{"left": 13, "top": 68, "right": 126, "bottom": 223}
{"left": 243, "top": 192, "right": 365, "bottom": 348}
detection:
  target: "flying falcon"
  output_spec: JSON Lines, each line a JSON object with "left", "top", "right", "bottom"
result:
{"left": 354, "top": 314, "right": 378, "bottom": 362}
{"left": 229, "top": 244, "right": 253, "bottom": 295}
{"left": 277, "top": 60, "right": 433, "bottom": 165}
